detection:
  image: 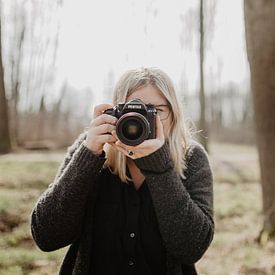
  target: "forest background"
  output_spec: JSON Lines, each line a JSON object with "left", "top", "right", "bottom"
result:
{"left": 0, "top": 0, "right": 274, "bottom": 274}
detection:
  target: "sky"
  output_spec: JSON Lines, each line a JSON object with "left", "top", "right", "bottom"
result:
{"left": 1, "top": 0, "right": 250, "bottom": 110}
{"left": 54, "top": 0, "right": 250, "bottom": 106}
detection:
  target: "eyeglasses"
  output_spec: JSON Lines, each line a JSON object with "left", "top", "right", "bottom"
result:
{"left": 155, "top": 104, "right": 171, "bottom": 121}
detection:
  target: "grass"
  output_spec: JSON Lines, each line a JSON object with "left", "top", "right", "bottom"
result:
{"left": 0, "top": 158, "right": 65, "bottom": 275}
{"left": 0, "top": 143, "right": 275, "bottom": 274}
{"left": 0, "top": 161, "right": 59, "bottom": 190}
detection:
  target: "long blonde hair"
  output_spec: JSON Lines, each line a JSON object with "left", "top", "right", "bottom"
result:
{"left": 103, "top": 67, "right": 194, "bottom": 182}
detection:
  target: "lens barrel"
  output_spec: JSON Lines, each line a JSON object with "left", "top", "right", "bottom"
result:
{"left": 116, "top": 112, "right": 150, "bottom": 146}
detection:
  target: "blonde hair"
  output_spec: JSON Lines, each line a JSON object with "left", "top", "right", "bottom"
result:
{"left": 103, "top": 67, "right": 194, "bottom": 182}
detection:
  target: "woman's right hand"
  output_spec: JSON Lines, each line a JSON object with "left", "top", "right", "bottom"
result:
{"left": 83, "top": 103, "right": 118, "bottom": 155}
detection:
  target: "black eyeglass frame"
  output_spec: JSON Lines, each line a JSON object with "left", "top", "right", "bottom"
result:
{"left": 154, "top": 104, "right": 172, "bottom": 121}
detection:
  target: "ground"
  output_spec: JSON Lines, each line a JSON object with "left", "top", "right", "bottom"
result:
{"left": 0, "top": 142, "right": 274, "bottom": 275}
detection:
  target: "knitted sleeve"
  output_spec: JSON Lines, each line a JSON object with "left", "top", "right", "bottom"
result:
{"left": 30, "top": 131, "right": 106, "bottom": 252}
{"left": 133, "top": 140, "right": 214, "bottom": 264}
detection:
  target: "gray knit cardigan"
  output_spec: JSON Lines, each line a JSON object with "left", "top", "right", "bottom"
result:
{"left": 31, "top": 131, "right": 214, "bottom": 275}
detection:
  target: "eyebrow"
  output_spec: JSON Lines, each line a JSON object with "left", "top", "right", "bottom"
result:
{"left": 148, "top": 102, "right": 168, "bottom": 106}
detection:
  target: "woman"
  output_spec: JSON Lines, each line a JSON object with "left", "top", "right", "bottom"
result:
{"left": 31, "top": 67, "right": 214, "bottom": 275}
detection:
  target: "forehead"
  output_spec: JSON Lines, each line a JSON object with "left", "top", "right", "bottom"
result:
{"left": 126, "top": 85, "right": 167, "bottom": 105}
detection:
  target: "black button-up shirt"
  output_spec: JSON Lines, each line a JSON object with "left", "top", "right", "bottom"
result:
{"left": 90, "top": 167, "right": 167, "bottom": 275}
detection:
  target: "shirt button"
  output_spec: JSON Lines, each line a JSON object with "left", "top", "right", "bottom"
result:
{"left": 130, "top": 233, "right": 135, "bottom": 238}
{"left": 129, "top": 260, "right": 135, "bottom": 266}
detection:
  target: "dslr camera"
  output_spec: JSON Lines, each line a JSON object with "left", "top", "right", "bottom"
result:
{"left": 103, "top": 98, "right": 157, "bottom": 146}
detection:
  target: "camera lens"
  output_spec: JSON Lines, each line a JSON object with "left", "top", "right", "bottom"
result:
{"left": 122, "top": 119, "right": 143, "bottom": 140}
{"left": 116, "top": 113, "right": 150, "bottom": 146}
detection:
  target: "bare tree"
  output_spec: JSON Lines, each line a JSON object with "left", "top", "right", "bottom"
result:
{"left": 244, "top": 0, "right": 275, "bottom": 242}
{"left": 0, "top": 17, "right": 11, "bottom": 153}
{"left": 198, "top": 0, "right": 208, "bottom": 150}
{"left": 9, "top": 2, "right": 25, "bottom": 147}
{"left": 198, "top": 0, "right": 217, "bottom": 151}
{"left": 179, "top": 1, "right": 216, "bottom": 150}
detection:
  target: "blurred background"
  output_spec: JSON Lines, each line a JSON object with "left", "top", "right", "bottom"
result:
{"left": 0, "top": 0, "right": 274, "bottom": 274}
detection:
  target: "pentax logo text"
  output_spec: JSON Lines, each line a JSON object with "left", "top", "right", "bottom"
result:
{"left": 128, "top": 105, "right": 142, "bottom": 109}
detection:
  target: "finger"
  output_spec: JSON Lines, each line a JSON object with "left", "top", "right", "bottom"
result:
{"left": 94, "top": 124, "right": 116, "bottom": 135}
{"left": 92, "top": 103, "right": 114, "bottom": 119}
{"left": 96, "top": 134, "right": 117, "bottom": 144}
{"left": 115, "top": 140, "right": 137, "bottom": 151}
{"left": 113, "top": 144, "right": 133, "bottom": 157}
{"left": 115, "top": 135, "right": 157, "bottom": 150}
{"left": 92, "top": 114, "right": 118, "bottom": 127}
{"left": 156, "top": 114, "right": 165, "bottom": 141}
{"left": 111, "top": 129, "right": 119, "bottom": 140}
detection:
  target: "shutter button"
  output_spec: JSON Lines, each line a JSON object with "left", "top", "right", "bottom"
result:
{"left": 130, "top": 233, "right": 135, "bottom": 238}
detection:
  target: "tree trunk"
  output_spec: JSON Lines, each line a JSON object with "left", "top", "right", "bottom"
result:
{"left": 198, "top": 0, "right": 208, "bottom": 151}
{"left": 244, "top": 0, "right": 275, "bottom": 242}
{"left": 0, "top": 19, "right": 11, "bottom": 153}
{"left": 10, "top": 6, "right": 25, "bottom": 148}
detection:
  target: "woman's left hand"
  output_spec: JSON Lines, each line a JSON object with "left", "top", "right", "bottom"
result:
{"left": 108, "top": 115, "right": 165, "bottom": 159}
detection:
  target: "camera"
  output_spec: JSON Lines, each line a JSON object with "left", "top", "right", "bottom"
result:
{"left": 103, "top": 98, "right": 157, "bottom": 146}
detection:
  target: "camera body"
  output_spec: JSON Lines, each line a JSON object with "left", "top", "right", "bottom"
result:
{"left": 103, "top": 98, "right": 157, "bottom": 146}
